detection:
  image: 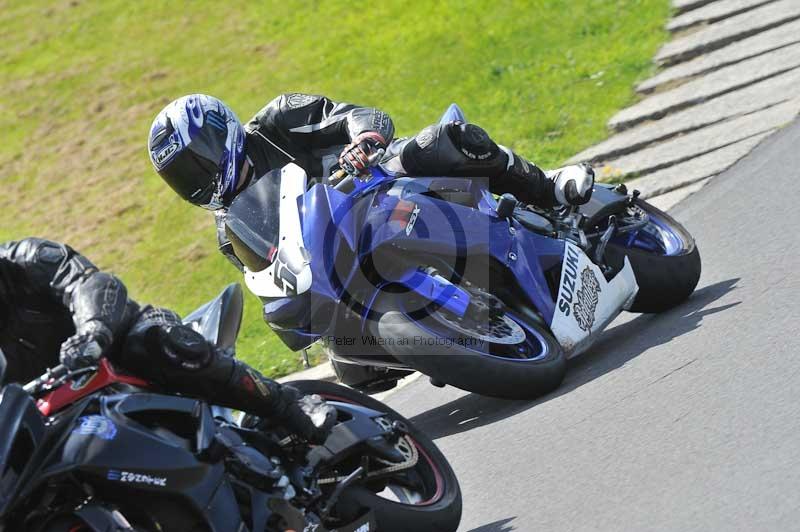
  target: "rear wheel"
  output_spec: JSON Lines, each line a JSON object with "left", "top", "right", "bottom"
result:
{"left": 602, "top": 199, "right": 701, "bottom": 313}
{"left": 288, "top": 380, "right": 462, "bottom": 532}
{"left": 368, "top": 286, "right": 566, "bottom": 400}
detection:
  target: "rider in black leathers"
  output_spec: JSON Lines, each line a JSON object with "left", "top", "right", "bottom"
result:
{"left": 0, "top": 238, "right": 333, "bottom": 442}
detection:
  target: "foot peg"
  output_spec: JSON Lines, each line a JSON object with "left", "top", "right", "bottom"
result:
{"left": 595, "top": 215, "right": 617, "bottom": 276}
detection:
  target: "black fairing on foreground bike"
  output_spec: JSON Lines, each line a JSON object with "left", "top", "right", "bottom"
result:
{"left": 580, "top": 183, "right": 630, "bottom": 227}
{"left": 307, "top": 401, "right": 393, "bottom": 467}
{"left": 0, "top": 384, "right": 46, "bottom": 515}
{"left": 45, "top": 393, "right": 243, "bottom": 531}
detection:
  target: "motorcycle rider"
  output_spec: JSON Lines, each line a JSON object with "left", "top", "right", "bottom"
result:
{"left": 147, "top": 93, "right": 595, "bottom": 270}
{"left": 0, "top": 237, "right": 334, "bottom": 442}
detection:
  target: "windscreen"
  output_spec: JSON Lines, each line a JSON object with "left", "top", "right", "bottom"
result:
{"left": 225, "top": 170, "right": 282, "bottom": 272}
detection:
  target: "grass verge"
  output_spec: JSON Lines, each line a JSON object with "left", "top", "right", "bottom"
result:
{"left": 1, "top": 0, "right": 669, "bottom": 377}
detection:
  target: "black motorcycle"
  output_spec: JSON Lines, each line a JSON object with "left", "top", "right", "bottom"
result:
{"left": 0, "top": 284, "right": 461, "bottom": 532}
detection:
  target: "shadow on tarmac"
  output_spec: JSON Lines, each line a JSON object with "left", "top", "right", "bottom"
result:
{"left": 466, "top": 517, "right": 517, "bottom": 531}
{"left": 410, "top": 278, "right": 741, "bottom": 440}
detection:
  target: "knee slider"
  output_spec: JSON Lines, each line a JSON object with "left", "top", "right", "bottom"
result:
{"left": 158, "top": 325, "right": 214, "bottom": 371}
{"left": 447, "top": 123, "right": 500, "bottom": 162}
{"left": 125, "top": 307, "right": 212, "bottom": 371}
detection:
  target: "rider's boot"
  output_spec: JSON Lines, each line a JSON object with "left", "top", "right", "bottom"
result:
{"left": 493, "top": 151, "right": 557, "bottom": 208}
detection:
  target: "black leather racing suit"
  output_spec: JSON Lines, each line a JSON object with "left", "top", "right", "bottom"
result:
{"left": 0, "top": 238, "right": 134, "bottom": 384}
{"left": 214, "top": 93, "right": 556, "bottom": 270}
{"left": 0, "top": 238, "right": 308, "bottom": 425}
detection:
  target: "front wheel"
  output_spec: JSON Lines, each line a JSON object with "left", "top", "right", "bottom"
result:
{"left": 368, "top": 289, "right": 566, "bottom": 400}
{"left": 602, "top": 198, "right": 701, "bottom": 313}
{"left": 288, "top": 380, "right": 462, "bottom": 532}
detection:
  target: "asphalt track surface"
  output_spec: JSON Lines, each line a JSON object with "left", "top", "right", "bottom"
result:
{"left": 384, "top": 120, "right": 800, "bottom": 531}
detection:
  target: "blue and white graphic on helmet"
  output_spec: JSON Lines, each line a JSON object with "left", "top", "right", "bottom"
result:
{"left": 149, "top": 94, "right": 245, "bottom": 209}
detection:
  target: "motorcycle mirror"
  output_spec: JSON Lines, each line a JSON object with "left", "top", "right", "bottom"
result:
{"left": 0, "top": 347, "right": 6, "bottom": 384}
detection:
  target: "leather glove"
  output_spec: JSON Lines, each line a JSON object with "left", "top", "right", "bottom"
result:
{"left": 59, "top": 327, "right": 110, "bottom": 370}
{"left": 278, "top": 386, "right": 337, "bottom": 444}
{"left": 547, "top": 164, "right": 595, "bottom": 206}
{"left": 339, "top": 132, "right": 387, "bottom": 176}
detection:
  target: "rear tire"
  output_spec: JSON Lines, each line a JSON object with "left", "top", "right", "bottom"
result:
{"left": 604, "top": 199, "right": 701, "bottom": 313}
{"left": 287, "top": 380, "right": 462, "bottom": 532}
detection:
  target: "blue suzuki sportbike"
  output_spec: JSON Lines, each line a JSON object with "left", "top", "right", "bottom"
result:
{"left": 224, "top": 104, "right": 701, "bottom": 399}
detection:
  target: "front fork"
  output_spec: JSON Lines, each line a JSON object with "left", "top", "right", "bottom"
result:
{"left": 361, "top": 267, "right": 472, "bottom": 330}
{"left": 594, "top": 215, "right": 617, "bottom": 277}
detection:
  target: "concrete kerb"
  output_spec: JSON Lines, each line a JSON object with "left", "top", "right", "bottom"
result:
{"left": 638, "top": 19, "right": 800, "bottom": 94}
{"left": 656, "top": 0, "right": 800, "bottom": 66}
{"left": 610, "top": 42, "right": 800, "bottom": 131}
{"left": 666, "top": 0, "right": 776, "bottom": 34}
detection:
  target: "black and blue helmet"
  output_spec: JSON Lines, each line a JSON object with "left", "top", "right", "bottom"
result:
{"left": 148, "top": 95, "right": 245, "bottom": 210}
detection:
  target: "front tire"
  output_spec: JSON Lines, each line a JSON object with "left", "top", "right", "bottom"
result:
{"left": 604, "top": 199, "right": 701, "bottom": 313}
{"left": 368, "top": 292, "right": 566, "bottom": 400}
{"left": 287, "top": 380, "right": 462, "bottom": 532}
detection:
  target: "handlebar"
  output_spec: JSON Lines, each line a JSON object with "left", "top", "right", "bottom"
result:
{"left": 23, "top": 364, "right": 80, "bottom": 395}
{"left": 330, "top": 168, "right": 348, "bottom": 184}
{"left": 329, "top": 148, "right": 386, "bottom": 190}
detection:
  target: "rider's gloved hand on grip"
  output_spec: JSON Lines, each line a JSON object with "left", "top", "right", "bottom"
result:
{"left": 59, "top": 324, "right": 111, "bottom": 370}
{"left": 548, "top": 164, "right": 595, "bottom": 206}
{"left": 277, "top": 386, "right": 337, "bottom": 444}
{"left": 338, "top": 132, "right": 387, "bottom": 176}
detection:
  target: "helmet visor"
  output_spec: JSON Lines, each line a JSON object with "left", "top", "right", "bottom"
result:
{"left": 157, "top": 148, "right": 223, "bottom": 209}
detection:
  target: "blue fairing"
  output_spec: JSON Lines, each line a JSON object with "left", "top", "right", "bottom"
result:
{"left": 261, "top": 106, "right": 688, "bottom": 352}
{"left": 623, "top": 211, "right": 685, "bottom": 256}
{"left": 278, "top": 162, "right": 566, "bottom": 352}
{"left": 300, "top": 184, "right": 361, "bottom": 301}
